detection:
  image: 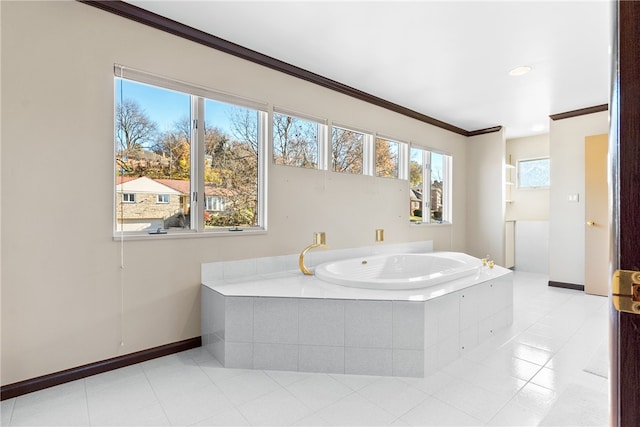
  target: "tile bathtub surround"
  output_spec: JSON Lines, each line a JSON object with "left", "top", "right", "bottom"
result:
{"left": 201, "top": 272, "right": 514, "bottom": 377}
{"left": 3, "top": 272, "right": 609, "bottom": 427}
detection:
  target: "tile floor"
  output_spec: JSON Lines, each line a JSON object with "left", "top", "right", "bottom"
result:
{"left": 1, "top": 271, "right": 610, "bottom": 426}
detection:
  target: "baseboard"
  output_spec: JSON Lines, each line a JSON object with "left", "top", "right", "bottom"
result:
{"left": 548, "top": 280, "right": 585, "bottom": 291}
{"left": 1, "top": 336, "right": 201, "bottom": 401}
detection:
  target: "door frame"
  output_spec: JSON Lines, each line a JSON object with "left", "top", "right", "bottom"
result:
{"left": 610, "top": 1, "right": 640, "bottom": 425}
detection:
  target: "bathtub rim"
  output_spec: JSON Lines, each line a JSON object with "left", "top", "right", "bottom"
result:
{"left": 202, "top": 252, "right": 512, "bottom": 302}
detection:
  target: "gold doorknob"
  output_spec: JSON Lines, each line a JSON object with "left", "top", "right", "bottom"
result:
{"left": 587, "top": 220, "right": 596, "bottom": 226}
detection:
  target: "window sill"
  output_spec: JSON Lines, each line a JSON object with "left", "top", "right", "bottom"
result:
{"left": 409, "top": 221, "right": 452, "bottom": 227}
{"left": 112, "top": 228, "right": 267, "bottom": 241}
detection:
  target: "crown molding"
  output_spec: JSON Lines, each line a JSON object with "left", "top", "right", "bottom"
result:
{"left": 78, "top": 0, "right": 492, "bottom": 137}
{"left": 549, "top": 104, "right": 609, "bottom": 121}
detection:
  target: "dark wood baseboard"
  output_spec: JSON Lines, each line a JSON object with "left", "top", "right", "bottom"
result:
{"left": 548, "top": 280, "right": 585, "bottom": 291}
{"left": 1, "top": 336, "right": 201, "bottom": 401}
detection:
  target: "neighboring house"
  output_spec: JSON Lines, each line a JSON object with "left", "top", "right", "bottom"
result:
{"left": 115, "top": 176, "right": 236, "bottom": 231}
{"left": 115, "top": 176, "right": 187, "bottom": 231}
{"left": 431, "top": 181, "right": 443, "bottom": 217}
{"left": 410, "top": 188, "right": 422, "bottom": 217}
{"left": 204, "top": 185, "right": 237, "bottom": 214}
{"left": 410, "top": 183, "right": 443, "bottom": 220}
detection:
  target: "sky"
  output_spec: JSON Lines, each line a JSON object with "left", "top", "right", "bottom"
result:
{"left": 411, "top": 148, "right": 445, "bottom": 183}
{"left": 115, "top": 78, "right": 236, "bottom": 136}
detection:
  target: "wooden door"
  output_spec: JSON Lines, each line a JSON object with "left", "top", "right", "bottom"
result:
{"left": 611, "top": 1, "right": 640, "bottom": 425}
{"left": 584, "top": 134, "right": 608, "bottom": 296}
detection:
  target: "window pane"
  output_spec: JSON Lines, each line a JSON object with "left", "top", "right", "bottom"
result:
{"left": 430, "top": 152, "right": 444, "bottom": 222}
{"left": 518, "top": 158, "right": 550, "bottom": 188}
{"left": 376, "top": 137, "right": 399, "bottom": 178}
{"left": 409, "top": 147, "right": 451, "bottom": 224}
{"left": 332, "top": 127, "right": 364, "bottom": 174}
{"left": 410, "top": 148, "right": 423, "bottom": 221}
{"left": 115, "top": 79, "right": 191, "bottom": 232}
{"left": 272, "top": 112, "right": 318, "bottom": 168}
{"left": 204, "top": 99, "right": 259, "bottom": 229}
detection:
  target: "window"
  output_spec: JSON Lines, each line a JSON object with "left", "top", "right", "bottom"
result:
{"left": 114, "top": 65, "right": 266, "bottom": 235}
{"left": 205, "top": 195, "right": 226, "bottom": 212}
{"left": 272, "top": 111, "right": 322, "bottom": 169}
{"left": 410, "top": 146, "right": 452, "bottom": 224}
{"left": 204, "top": 99, "right": 261, "bottom": 229}
{"left": 331, "top": 126, "right": 368, "bottom": 174}
{"left": 518, "top": 157, "right": 550, "bottom": 188}
{"left": 376, "top": 137, "right": 406, "bottom": 178}
{"left": 122, "top": 193, "right": 136, "bottom": 203}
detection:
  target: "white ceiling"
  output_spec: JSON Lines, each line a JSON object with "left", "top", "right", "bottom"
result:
{"left": 126, "top": 1, "right": 611, "bottom": 138}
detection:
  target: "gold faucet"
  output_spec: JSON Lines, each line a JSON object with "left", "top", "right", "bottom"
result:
{"left": 299, "top": 232, "right": 328, "bottom": 275}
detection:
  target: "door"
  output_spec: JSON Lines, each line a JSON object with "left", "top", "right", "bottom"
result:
{"left": 611, "top": 1, "right": 640, "bottom": 425}
{"left": 584, "top": 134, "right": 609, "bottom": 296}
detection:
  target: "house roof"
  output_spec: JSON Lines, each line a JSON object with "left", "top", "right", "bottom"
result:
{"left": 116, "top": 176, "right": 182, "bottom": 195}
{"left": 155, "top": 178, "right": 190, "bottom": 195}
{"left": 115, "top": 176, "right": 137, "bottom": 185}
{"left": 116, "top": 176, "right": 237, "bottom": 197}
{"left": 204, "top": 185, "right": 236, "bottom": 198}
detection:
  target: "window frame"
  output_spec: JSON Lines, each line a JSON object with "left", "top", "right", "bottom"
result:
{"left": 329, "top": 123, "right": 373, "bottom": 175}
{"left": 113, "top": 64, "right": 268, "bottom": 238}
{"left": 269, "top": 106, "right": 328, "bottom": 170}
{"left": 156, "top": 194, "right": 170, "bottom": 204}
{"left": 272, "top": 108, "right": 327, "bottom": 170}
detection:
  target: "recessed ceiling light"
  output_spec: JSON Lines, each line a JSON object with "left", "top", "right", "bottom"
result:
{"left": 509, "top": 66, "right": 532, "bottom": 76}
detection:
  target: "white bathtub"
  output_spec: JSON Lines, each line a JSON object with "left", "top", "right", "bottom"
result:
{"left": 314, "top": 251, "right": 481, "bottom": 290}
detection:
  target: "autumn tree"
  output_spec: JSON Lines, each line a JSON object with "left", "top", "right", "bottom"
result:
{"left": 332, "top": 128, "right": 363, "bottom": 173}
{"left": 204, "top": 108, "right": 259, "bottom": 227}
{"left": 152, "top": 129, "right": 190, "bottom": 180}
{"left": 375, "top": 138, "right": 398, "bottom": 177}
{"left": 410, "top": 160, "right": 422, "bottom": 187}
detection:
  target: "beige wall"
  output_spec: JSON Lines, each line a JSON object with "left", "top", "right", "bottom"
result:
{"left": 505, "top": 134, "right": 550, "bottom": 221}
{"left": 465, "top": 129, "right": 506, "bottom": 265}
{"left": 1, "top": 1, "right": 468, "bottom": 385}
{"left": 549, "top": 111, "right": 609, "bottom": 285}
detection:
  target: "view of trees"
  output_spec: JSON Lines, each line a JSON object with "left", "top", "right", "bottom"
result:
{"left": 116, "top": 79, "right": 437, "bottom": 232}
{"left": 116, "top": 100, "right": 190, "bottom": 180}
{"left": 376, "top": 138, "right": 399, "bottom": 177}
{"left": 203, "top": 105, "right": 259, "bottom": 227}
{"left": 332, "top": 127, "right": 364, "bottom": 174}
{"left": 272, "top": 113, "right": 318, "bottom": 168}
{"left": 115, "top": 94, "right": 259, "bottom": 228}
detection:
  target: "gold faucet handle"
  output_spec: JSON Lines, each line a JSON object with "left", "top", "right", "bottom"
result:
{"left": 313, "top": 232, "right": 326, "bottom": 245}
